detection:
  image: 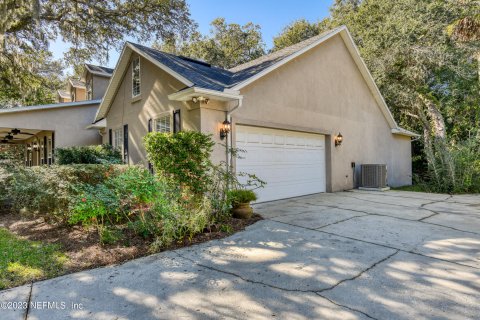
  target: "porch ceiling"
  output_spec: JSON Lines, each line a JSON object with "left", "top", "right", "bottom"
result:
{"left": 0, "top": 127, "right": 43, "bottom": 143}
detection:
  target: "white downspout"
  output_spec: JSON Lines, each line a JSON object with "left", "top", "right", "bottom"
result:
{"left": 225, "top": 98, "right": 243, "bottom": 180}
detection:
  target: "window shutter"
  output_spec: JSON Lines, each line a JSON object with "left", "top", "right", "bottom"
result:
{"left": 43, "top": 136, "right": 47, "bottom": 165}
{"left": 123, "top": 124, "right": 129, "bottom": 164}
{"left": 109, "top": 129, "right": 112, "bottom": 145}
{"left": 147, "top": 118, "right": 154, "bottom": 173}
{"left": 51, "top": 132, "right": 55, "bottom": 163}
{"left": 173, "top": 110, "right": 181, "bottom": 133}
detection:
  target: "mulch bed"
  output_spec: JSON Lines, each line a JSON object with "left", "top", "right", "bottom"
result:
{"left": 0, "top": 210, "right": 262, "bottom": 275}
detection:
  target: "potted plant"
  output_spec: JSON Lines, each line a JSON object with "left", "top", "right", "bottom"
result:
{"left": 228, "top": 189, "right": 257, "bottom": 219}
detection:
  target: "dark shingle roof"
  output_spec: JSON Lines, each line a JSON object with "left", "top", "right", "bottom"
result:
{"left": 85, "top": 64, "right": 114, "bottom": 77}
{"left": 69, "top": 78, "right": 86, "bottom": 88}
{"left": 128, "top": 28, "right": 340, "bottom": 91}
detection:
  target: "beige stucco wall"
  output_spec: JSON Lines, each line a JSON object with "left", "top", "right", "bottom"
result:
{"left": 92, "top": 75, "right": 110, "bottom": 100}
{"left": 228, "top": 35, "right": 412, "bottom": 190}
{"left": 104, "top": 33, "right": 411, "bottom": 191}
{"left": 74, "top": 87, "right": 86, "bottom": 102}
{"left": 0, "top": 103, "right": 101, "bottom": 149}
{"left": 104, "top": 54, "right": 200, "bottom": 165}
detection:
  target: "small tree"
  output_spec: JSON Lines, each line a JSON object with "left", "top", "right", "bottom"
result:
{"left": 144, "top": 131, "right": 215, "bottom": 195}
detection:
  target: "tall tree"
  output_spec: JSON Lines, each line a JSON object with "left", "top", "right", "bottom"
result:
{"left": 0, "top": 0, "right": 194, "bottom": 106}
{"left": 271, "top": 19, "right": 330, "bottom": 52}
{"left": 155, "top": 18, "right": 265, "bottom": 69}
{"left": 329, "top": 0, "right": 480, "bottom": 188}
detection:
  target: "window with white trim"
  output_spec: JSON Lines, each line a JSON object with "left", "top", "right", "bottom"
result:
{"left": 155, "top": 114, "right": 172, "bottom": 133}
{"left": 113, "top": 128, "right": 123, "bottom": 151}
{"left": 132, "top": 57, "right": 140, "bottom": 97}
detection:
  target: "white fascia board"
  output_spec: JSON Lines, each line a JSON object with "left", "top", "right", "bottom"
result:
{"left": 231, "top": 27, "right": 345, "bottom": 91}
{"left": 95, "top": 45, "right": 132, "bottom": 121}
{"left": 126, "top": 43, "right": 194, "bottom": 87}
{"left": 391, "top": 128, "right": 420, "bottom": 137}
{"left": 0, "top": 100, "right": 101, "bottom": 114}
{"left": 86, "top": 118, "right": 106, "bottom": 129}
{"left": 168, "top": 87, "right": 243, "bottom": 102}
{"left": 95, "top": 43, "right": 195, "bottom": 122}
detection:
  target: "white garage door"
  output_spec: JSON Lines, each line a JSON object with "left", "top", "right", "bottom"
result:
{"left": 235, "top": 125, "right": 326, "bottom": 202}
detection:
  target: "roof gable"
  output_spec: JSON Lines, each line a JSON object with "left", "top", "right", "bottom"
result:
{"left": 94, "top": 27, "right": 417, "bottom": 136}
{"left": 85, "top": 64, "right": 114, "bottom": 77}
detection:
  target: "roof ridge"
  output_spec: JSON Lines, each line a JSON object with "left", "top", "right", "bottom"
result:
{"left": 229, "top": 28, "right": 340, "bottom": 73}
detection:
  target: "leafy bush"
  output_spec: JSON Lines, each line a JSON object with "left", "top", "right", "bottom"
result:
{"left": 1, "top": 164, "right": 124, "bottom": 222}
{"left": 151, "top": 194, "right": 212, "bottom": 248}
{"left": 422, "top": 137, "right": 480, "bottom": 193}
{"left": 228, "top": 189, "right": 257, "bottom": 206}
{"left": 56, "top": 144, "right": 122, "bottom": 165}
{"left": 144, "top": 131, "right": 215, "bottom": 194}
{"left": 69, "top": 166, "right": 167, "bottom": 227}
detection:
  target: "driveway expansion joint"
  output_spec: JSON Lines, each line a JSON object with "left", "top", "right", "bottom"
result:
{"left": 271, "top": 220, "right": 480, "bottom": 270}
{"left": 289, "top": 200, "right": 480, "bottom": 236}
{"left": 173, "top": 251, "right": 378, "bottom": 320}
{"left": 23, "top": 282, "right": 33, "bottom": 320}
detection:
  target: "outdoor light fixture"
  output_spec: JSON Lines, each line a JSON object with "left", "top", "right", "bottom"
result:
{"left": 33, "top": 142, "right": 39, "bottom": 150}
{"left": 220, "top": 119, "right": 231, "bottom": 140}
{"left": 27, "top": 145, "right": 32, "bottom": 151}
{"left": 192, "top": 96, "right": 210, "bottom": 104}
{"left": 335, "top": 132, "right": 343, "bottom": 147}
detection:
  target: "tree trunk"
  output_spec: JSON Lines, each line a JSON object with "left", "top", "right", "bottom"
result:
{"left": 418, "top": 94, "right": 456, "bottom": 189}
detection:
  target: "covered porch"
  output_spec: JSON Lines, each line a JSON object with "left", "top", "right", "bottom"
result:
{"left": 0, "top": 127, "right": 55, "bottom": 166}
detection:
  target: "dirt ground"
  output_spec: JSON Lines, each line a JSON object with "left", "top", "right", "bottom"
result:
{"left": 0, "top": 211, "right": 262, "bottom": 275}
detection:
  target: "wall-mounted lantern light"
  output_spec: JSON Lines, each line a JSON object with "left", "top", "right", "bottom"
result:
{"left": 33, "top": 142, "right": 39, "bottom": 150}
{"left": 192, "top": 96, "right": 210, "bottom": 104}
{"left": 334, "top": 132, "right": 343, "bottom": 147}
{"left": 220, "top": 119, "right": 231, "bottom": 140}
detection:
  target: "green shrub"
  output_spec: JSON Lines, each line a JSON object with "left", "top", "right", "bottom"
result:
{"left": 56, "top": 144, "right": 122, "bottom": 165}
{"left": 151, "top": 194, "right": 212, "bottom": 248}
{"left": 69, "top": 166, "right": 166, "bottom": 228}
{"left": 227, "top": 189, "right": 257, "bottom": 206}
{"left": 144, "top": 131, "right": 215, "bottom": 194}
{"left": 2, "top": 164, "right": 124, "bottom": 222}
{"left": 423, "top": 137, "right": 480, "bottom": 193}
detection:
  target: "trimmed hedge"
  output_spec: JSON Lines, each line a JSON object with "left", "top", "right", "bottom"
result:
{"left": 56, "top": 145, "right": 122, "bottom": 165}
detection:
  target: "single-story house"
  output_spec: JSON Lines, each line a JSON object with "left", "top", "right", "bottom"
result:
{"left": 95, "top": 26, "right": 416, "bottom": 202}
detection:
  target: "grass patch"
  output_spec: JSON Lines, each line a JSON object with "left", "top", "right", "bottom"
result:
{"left": 0, "top": 228, "right": 67, "bottom": 289}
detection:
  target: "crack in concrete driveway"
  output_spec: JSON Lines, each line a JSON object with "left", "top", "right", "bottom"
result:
{"left": 1, "top": 190, "right": 479, "bottom": 320}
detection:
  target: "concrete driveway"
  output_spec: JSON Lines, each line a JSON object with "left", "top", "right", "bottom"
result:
{"left": 2, "top": 190, "right": 480, "bottom": 320}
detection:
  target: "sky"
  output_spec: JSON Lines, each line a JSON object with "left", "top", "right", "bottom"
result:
{"left": 50, "top": 0, "right": 333, "bottom": 70}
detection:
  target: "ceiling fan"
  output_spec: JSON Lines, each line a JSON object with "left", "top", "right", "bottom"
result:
{"left": 0, "top": 128, "right": 34, "bottom": 136}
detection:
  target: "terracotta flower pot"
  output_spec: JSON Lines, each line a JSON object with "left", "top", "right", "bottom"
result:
{"left": 231, "top": 202, "right": 253, "bottom": 219}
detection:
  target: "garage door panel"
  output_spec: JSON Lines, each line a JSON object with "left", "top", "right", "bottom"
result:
{"left": 236, "top": 125, "right": 326, "bottom": 202}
